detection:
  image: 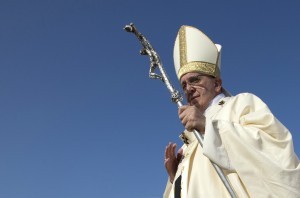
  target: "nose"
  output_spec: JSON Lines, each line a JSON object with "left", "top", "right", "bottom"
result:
{"left": 186, "top": 83, "right": 195, "bottom": 92}
{"left": 184, "top": 83, "right": 196, "bottom": 95}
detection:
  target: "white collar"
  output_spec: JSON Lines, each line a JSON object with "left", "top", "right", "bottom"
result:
{"left": 205, "top": 93, "right": 225, "bottom": 112}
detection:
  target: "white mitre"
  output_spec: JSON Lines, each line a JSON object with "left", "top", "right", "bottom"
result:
{"left": 173, "top": 25, "right": 231, "bottom": 96}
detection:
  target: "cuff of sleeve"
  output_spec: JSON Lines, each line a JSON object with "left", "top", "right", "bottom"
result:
{"left": 203, "top": 118, "right": 234, "bottom": 171}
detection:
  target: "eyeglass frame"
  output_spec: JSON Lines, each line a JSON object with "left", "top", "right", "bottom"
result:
{"left": 181, "top": 74, "right": 215, "bottom": 92}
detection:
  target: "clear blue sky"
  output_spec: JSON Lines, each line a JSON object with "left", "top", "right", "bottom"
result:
{"left": 0, "top": 0, "right": 299, "bottom": 198}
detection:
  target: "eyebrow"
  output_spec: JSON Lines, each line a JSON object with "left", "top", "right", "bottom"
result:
{"left": 181, "top": 75, "right": 203, "bottom": 83}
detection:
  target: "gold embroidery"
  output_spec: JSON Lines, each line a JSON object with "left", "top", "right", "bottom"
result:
{"left": 218, "top": 100, "right": 225, "bottom": 105}
{"left": 179, "top": 26, "right": 187, "bottom": 67}
{"left": 179, "top": 132, "right": 189, "bottom": 145}
{"left": 178, "top": 61, "right": 216, "bottom": 79}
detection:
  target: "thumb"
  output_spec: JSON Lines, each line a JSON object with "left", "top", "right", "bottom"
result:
{"left": 177, "top": 148, "right": 183, "bottom": 162}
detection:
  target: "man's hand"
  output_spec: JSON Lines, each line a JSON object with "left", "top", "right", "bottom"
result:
{"left": 178, "top": 105, "right": 206, "bottom": 133}
{"left": 164, "top": 143, "right": 183, "bottom": 183}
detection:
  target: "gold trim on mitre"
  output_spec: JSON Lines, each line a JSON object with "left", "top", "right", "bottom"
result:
{"left": 178, "top": 61, "right": 219, "bottom": 79}
{"left": 179, "top": 26, "right": 187, "bottom": 68}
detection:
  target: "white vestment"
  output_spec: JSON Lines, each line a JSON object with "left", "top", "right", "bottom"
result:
{"left": 163, "top": 93, "right": 300, "bottom": 198}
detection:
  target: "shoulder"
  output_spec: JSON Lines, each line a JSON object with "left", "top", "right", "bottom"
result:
{"left": 222, "top": 92, "right": 269, "bottom": 115}
{"left": 227, "top": 93, "right": 266, "bottom": 106}
{"left": 232, "top": 92, "right": 261, "bottom": 100}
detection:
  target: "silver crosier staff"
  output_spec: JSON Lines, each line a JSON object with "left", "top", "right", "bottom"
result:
{"left": 123, "top": 23, "right": 237, "bottom": 198}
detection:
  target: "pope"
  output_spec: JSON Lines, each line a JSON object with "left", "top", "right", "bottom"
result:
{"left": 163, "top": 25, "right": 300, "bottom": 198}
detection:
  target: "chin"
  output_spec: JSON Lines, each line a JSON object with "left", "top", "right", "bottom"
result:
{"left": 191, "top": 101, "right": 200, "bottom": 107}
{"left": 190, "top": 101, "right": 204, "bottom": 110}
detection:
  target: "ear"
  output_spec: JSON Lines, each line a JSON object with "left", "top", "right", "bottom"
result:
{"left": 214, "top": 79, "right": 222, "bottom": 93}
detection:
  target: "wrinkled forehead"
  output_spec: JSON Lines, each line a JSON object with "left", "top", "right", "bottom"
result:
{"left": 180, "top": 72, "right": 200, "bottom": 82}
{"left": 180, "top": 72, "right": 214, "bottom": 84}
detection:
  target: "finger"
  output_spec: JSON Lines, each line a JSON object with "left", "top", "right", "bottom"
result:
{"left": 177, "top": 148, "right": 183, "bottom": 162}
{"left": 179, "top": 106, "right": 193, "bottom": 120}
{"left": 178, "top": 105, "right": 188, "bottom": 115}
{"left": 185, "top": 120, "right": 194, "bottom": 131}
{"left": 170, "top": 143, "right": 177, "bottom": 158}
{"left": 180, "top": 113, "right": 190, "bottom": 129}
{"left": 179, "top": 110, "right": 189, "bottom": 124}
{"left": 178, "top": 148, "right": 183, "bottom": 155}
{"left": 181, "top": 113, "right": 189, "bottom": 125}
{"left": 165, "top": 142, "right": 171, "bottom": 158}
{"left": 164, "top": 158, "right": 170, "bottom": 168}
{"left": 178, "top": 111, "right": 185, "bottom": 120}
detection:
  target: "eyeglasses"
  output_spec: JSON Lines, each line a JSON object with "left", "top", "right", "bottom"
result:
{"left": 181, "top": 74, "right": 214, "bottom": 91}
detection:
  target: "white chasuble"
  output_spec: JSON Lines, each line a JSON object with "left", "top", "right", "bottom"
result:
{"left": 164, "top": 93, "right": 300, "bottom": 198}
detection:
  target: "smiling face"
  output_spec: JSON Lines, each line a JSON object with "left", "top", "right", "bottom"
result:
{"left": 180, "top": 72, "right": 222, "bottom": 113}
